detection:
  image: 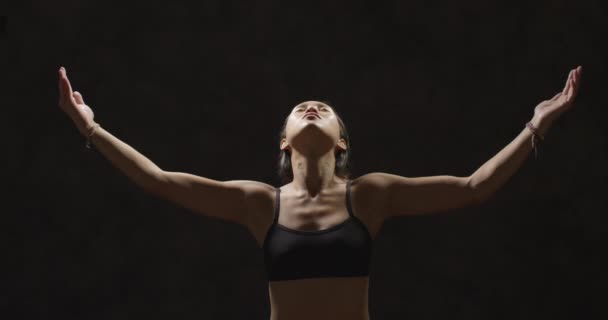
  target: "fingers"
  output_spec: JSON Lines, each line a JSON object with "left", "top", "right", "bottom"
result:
{"left": 560, "top": 65, "right": 583, "bottom": 106}
{"left": 58, "top": 68, "right": 64, "bottom": 103}
{"left": 572, "top": 65, "right": 582, "bottom": 99}
{"left": 58, "top": 67, "right": 75, "bottom": 107}
{"left": 568, "top": 65, "right": 582, "bottom": 101}
{"left": 73, "top": 91, "right": 84, "bottom": 104}
{"left": 566, "top": 72, "right": 574, "bottom": 98}
{"left": 562, "top": 70, "right": 573, "bottom": 95}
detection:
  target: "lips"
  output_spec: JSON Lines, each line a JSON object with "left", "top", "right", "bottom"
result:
{"left": 303, "top": 112, "right": 320, "bottom": 118}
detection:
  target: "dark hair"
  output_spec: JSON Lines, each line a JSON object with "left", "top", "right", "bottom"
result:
{"left": 276, "top": 101, "right": 353, "bottom": 184}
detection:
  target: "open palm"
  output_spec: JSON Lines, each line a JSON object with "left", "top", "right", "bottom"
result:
{"left": 58, "top": 67, "right": 96, "bottom": 136}
{"left": 534, "top": 66, "right": 582, "bottom": 122}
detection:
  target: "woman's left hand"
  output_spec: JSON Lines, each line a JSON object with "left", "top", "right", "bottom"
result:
{"left": 533, "top": 66, "right": 583, "bottom": 124}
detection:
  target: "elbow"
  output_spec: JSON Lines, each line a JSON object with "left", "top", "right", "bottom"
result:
{"left": 142, "top": 170, "right": 167, "bottom": 195}
{"left": 466, "top": 175, "right": 486, "bottom": 205}
{"left": 469, "top": 182, "right": 495, "bottom": 206}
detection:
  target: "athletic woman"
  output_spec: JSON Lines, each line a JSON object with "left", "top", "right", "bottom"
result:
{"left": 57, "top": 65, "right": 582, "bottom": 320}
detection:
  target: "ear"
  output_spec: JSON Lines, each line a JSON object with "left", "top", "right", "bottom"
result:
{"left": 280, "top": 139, "right": 290, "bottom": 152}
{"left": 336, "top": 138, "right": 347, "bottom": 152}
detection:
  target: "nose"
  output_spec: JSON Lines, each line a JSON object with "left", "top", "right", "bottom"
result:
{"left": 304, "top": 104, "right": 320, "bottom": 113}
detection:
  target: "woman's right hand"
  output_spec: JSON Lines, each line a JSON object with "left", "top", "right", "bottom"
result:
{"left": 58, "top": 67, "right": 96, "bottom": 137}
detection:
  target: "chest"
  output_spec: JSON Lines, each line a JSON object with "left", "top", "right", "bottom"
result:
{"left": 277, "top": 198, "right": 352, "bottom": 231}
{"left": 267, "top": 184, "right": 376, "bottom": 281}
{"left": 249, "top": 183, "right": 385, "bottom": 249}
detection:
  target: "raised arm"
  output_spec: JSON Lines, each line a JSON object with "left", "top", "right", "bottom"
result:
{"left": 354, "top": 172, "right": 475, "bottom": 219}
{"left": 147, "top": 172, "right": 275, "bottom": 228}
{"left": 357, "top": 66, "right": 583, "bottom": 223}
{"left": 57, "top": 66, "right": 275, "bottom": 229}
{"left": 470, "top": 65, "right": 582, "bottom": 202}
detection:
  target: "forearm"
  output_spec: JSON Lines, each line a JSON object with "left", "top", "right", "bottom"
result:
{"left": 469, "top": 115, "right": 552, "bottom": 202}
{"left": 87, "top": 125, "right": 163, "bottom": 191}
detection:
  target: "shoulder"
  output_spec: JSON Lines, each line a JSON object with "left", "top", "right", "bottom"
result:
{"left": 223, "top": 180, "right": 277, "bottom": 243}
{"left": 351, "top": 172, "right": 393, "bottom": 188}
{"left": 348, "top": 173, "right": 393, "bottom": 236}
{"left": 223, "top": 179, "right": 277, "bottom": 198}
{"left": 223, "top": 180, "right": 277, "bottom": 217}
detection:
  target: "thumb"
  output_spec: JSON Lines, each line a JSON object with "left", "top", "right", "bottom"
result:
{"left": 73, "top": 91, "right": 85, "bottom": 104}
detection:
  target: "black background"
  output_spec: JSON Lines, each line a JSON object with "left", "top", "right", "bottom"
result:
{"left": 4, "top": 1, "right": 607, "bottom": 319}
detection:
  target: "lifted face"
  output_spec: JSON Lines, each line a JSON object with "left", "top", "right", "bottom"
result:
{"left": 281, "top": 101, "right": 346, "bottom": 155}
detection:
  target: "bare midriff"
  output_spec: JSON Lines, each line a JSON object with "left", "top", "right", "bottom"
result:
{"left": 268, "top": 275, "right": 370, "bottom": 320}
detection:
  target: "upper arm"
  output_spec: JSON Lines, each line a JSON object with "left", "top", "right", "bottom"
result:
{"left": 358, "top": 172, "right": 478, "bottom": 220}
{"left": 147, "top": 170, "right": 275, "bottom": 229}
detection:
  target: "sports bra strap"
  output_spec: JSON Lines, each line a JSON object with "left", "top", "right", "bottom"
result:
{"left": 273, "top": 187, "right": 281, "bottom": 223}
{"left": 346, "top": 179, "right": 355, "bottom": 217}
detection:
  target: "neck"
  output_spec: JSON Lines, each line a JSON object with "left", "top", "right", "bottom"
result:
{"left": 290, "top": 148, "right": 341, "bottom": 198}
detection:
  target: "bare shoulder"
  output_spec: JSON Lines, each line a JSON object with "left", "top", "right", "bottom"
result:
{"left": 223, "top": 179, "right": 276, "bottom": 217}
{"left": 223, "top": 179, "right": 277, "bottom": 244}
{"left": 222, "top": 179, "right": 276, "bottom": 200}
{"left": 350, "top": 172, "right": 393, "bottom": 203}
{"left": 350, "top": 172, "right": 393, "bottom": 190}
{"left": 349, "top": 173, "right": 393, "bottom": 238}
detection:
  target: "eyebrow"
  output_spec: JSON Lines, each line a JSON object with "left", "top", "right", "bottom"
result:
{"left": 293, "top": 102, "right": 332, "bottom": 110}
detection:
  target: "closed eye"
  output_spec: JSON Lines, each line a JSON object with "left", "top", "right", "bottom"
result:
{"left": 294, "top": 107, "right": 330, "bottom": 112}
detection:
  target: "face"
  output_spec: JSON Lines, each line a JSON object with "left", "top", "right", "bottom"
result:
{"left": 281, "top": 101, "right": 347, "bottom": 155}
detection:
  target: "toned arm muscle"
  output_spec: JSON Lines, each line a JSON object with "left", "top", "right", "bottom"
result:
{"left": 357, "top": 172, "right": 478, "bottom": 220}
{"left": 147, "top": 171, "right": 274, "bottom": 228}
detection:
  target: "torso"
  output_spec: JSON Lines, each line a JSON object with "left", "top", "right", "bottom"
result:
{"left": 246, "top": 177, "right": 387, "bottom": 320}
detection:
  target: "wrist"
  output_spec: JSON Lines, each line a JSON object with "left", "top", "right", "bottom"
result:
{"left": 529, "top": 114, "right": 552, "bottom": 137}
{"left": 77, "top": 121, "right": 98, "bottom": 136}
{"left": 84, "top": 122, "right": 101, "bottom": 149}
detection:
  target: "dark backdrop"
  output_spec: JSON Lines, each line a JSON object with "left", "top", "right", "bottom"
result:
{"left": 4, "top": 1, "right": 607, "bottom": 319}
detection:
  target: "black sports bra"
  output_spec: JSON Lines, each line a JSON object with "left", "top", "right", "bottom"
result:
{"left": 262, "top": 179, "right": 372, "bottom": 281}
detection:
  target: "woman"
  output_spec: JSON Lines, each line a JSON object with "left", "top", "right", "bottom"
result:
{"left": 57, "top": 65, "right": 582, "bottom": 320}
